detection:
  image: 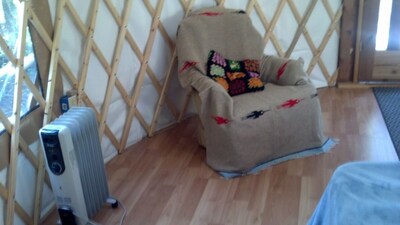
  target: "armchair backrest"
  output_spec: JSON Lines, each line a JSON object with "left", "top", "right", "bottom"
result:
{"left": 176, "top": 7, "right": 264, "bottom": 79}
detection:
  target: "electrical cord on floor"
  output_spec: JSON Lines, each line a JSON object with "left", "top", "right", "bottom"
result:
{"left": 70, "top": 197, "right": 126, "bottom": 225}
{"left": 117, "top": 199, "right": 127, "bottom": 225}
{"left": 107, "top": 197, "right": 127, "bottom": 225}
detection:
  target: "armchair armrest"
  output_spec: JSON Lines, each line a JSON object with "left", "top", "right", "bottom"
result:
{"left": 181, "top": 69, "right": 234, "bottom": 119}
{"left": 180, "top": 69, "right": 230, "bottom": 99}
{"left": 260, "top": 55, "right": 309, "bottom": 86}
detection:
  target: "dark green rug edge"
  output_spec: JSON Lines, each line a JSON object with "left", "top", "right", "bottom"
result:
{"left": 373, "top": 87, "right": 400, "bottom": 160}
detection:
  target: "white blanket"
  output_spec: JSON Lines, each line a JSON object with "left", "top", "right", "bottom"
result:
{"left": 308, "top": 162, "right": 400, "bottom": 225}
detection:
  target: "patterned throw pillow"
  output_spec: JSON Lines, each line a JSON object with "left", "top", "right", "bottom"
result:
{"left": 206, "top": 50, "right": 264, "bottom": 96}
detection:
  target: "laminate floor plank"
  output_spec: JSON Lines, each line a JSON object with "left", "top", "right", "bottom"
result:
{"left": 41, "top": 88, "right": 398, "bottom": 225}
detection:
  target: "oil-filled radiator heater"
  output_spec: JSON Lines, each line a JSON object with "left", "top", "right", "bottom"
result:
{"left": 39, "top": 107, "right": 116, "bottom": 225}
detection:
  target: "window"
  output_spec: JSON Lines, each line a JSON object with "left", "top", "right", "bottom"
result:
{"left": 376, "top": 0, "right": 393, "bottom": 50}
{"left": 0, "top": 0, "right": 41, "bottom": 120}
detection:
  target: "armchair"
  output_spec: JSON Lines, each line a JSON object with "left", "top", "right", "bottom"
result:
{"left": 176, "top": 7, "right": 335, "bottom": 178}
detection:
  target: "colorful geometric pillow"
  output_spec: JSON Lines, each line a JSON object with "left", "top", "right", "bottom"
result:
{"left": 206, "top": 50, "right": 264, "bottom": 96}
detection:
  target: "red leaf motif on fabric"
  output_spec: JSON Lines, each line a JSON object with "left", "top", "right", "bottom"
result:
{"left": 179, "top": 61, "right": 198, "bottom": 74}
{"left": 212, "top": 116, "right": 230, "bottom": 125}
{"left": 199, "top": 12, "right": 223, "bottom": 16}
{"left": 279, "top": 98, "right": 303, "bottom": 109}
{"left": 277, "top": 61, "right": 290, "bottom": 80}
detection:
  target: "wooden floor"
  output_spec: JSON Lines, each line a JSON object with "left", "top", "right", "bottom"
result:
{"left": 42, "top": 87, "right": 398, "bottom": 225}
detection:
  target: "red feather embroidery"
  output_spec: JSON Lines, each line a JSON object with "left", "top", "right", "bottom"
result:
{"left": 179, "top": 61, "right": 198, "bottom": 74}
{"left": 212, "top": 116, "right": 230, "bottom": 125}
{"left": 279, "top": 98, "right": 303, "bottom": 109}
{"left": 199, "top": 12, "right": 223, "bottom": 16}
{"left": 277, "top": 61, "right": 290, "bottom": 80}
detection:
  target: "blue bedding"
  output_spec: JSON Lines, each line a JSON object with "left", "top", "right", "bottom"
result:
{"left": 308, "top": 162, "right": 400, "bottom": 225}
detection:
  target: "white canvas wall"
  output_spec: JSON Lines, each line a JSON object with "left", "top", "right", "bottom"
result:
{"left": 0, "top": 142, "right": 53, "bottom": 225}
{"left": 47, "top": 0, "right": 341, "bottom": 161}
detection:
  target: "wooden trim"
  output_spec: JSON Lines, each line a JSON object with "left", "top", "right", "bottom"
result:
{"left": 287, "top": 0, "right": 319, "bottom": 76}
{"left": 98, "top": 0, "right": 133, "bottom": 140}
{"left": 307, "top": 4, "right": 342, "bottom": 82}
{"left": 6, "top": 2, "right": 29, "bottom": 224}
{"left": 29, "top": 10, "right": 53, "bottom": 49}
{"left": 61, "top": 1, "right": 127, "bottom": 148}
{"left": 328, "top": 69, "right": 339, "bottom": 86}
{"left": 353, "top": 0, "right": 364, "bottom": 83}
{"left": 0, "top": 183, "right": 7, "bottom": 200}
{"left": 103, "top": 0, "right": 179, "bottom": 122}
{"left": 0, "top": 182, "right": 33, "bottom": 225}
{"left": 0, "top": 35, "right": 17, "bottom": 65}
{"left": 357, "top": 0, "right": 379, "bottom": 81}
{"left": 65, "top": 1, "right": 131, "bottom": 107}
{"left": 120, "top": 0, "right": 165, "bottom": 152}
{"left": 135, "top": 108, "right": 151, "bottom": 134}
{"left": 372, "top": 51, "right": 400, "bottom": 80}
{"left": 77, "top": 0, "right": 100, "bottom": 104}
{"left": 216, "top": 0, "right": 225, "bottom": 7}
{"left": 285, "top": 0, "right": 318, "bottom": 58}
{"left": 338, "top": 0, "right": 358, "bottom": 82}
{"left": 6, "top": 1, "right": 30, "bottom": 224}
{"left": 80, "top": 93, "right": 121, "bottom": 148}
{"left": 322, "top": 0, "right": 340, "bottom": 35}
{"left": 33, "top": 152, "right": 45, "bottom": 225}
{"left": 30, "top": 0, "right": 54, "bottom": 95}
{"left": 143, "top": 0, "right": 196, "bottom": 136}
{"left": 246, "top": 0, "right": 257, "bottom": 13}
{"left": 0, "top": 110, "right": 50, "bottom": 184}
{"left": 146, "top": 67, "right": 179, "bottom": 119}
{"left": 263, "top": 0, "right": 286, "bottom": 48}
{"left": 149, "top": 52, "right": 177, "bottom": 136}
{"left": 28, "top": 1, "right": 60, "bottom": 224}
{"left": 0, "top": 34, "right": 46, "bottom": 108}
{"left": 337, "top": 82, "right": 400, "bottom": 89}
{"left": 43, "top": 0, "right": 66, "bottom": 125}
{"left": 23, "top": 73, "right": 46, "bottom": 109}
{"left": 59, "top": 58, "right": 78, "bottom": 89}
{"left": 8, "top": 189, "right": 33, "bottom": 225}
{"left": 143, "top": 0, "right": 174, "bottom": 51}
{"left": 254, "top": 1, "right": 284, "bottom": 57}
{"left": 186, "top": 0, "right": 195, "bottom": 13}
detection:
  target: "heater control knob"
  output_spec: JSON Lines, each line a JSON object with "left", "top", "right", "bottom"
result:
{"left": 50, "top": 162, "right": 64, "bottom": 175}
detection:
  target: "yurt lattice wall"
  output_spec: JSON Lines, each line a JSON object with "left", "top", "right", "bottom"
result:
{"left": 0, "top": 0, "right": 342, "bottom": 224}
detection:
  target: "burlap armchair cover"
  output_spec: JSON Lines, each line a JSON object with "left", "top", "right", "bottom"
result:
{"left": 176, "top": 7, "right": 335, "bottom": 178}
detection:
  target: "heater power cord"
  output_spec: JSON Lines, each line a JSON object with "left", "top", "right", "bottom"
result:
{"left": 106, "top": 197, "right": 127, "bottom": 225}
{"left": 71, "top": 197, "right": 126, "bottom": 225}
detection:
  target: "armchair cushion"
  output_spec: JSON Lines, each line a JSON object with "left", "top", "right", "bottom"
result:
{"left": 206, "top": 50, "right": 264, "bottom": 96}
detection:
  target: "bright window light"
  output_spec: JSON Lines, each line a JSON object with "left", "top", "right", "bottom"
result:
{"left": 0, "top": 0, "right": 40, "bottom": 119}
{"left": 376, "top": 0, "right": 393, "bottom": 50}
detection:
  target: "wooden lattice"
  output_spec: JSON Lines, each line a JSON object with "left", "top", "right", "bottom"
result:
{"left": 0, "top": 0, "right": 342, "bottom": 224}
